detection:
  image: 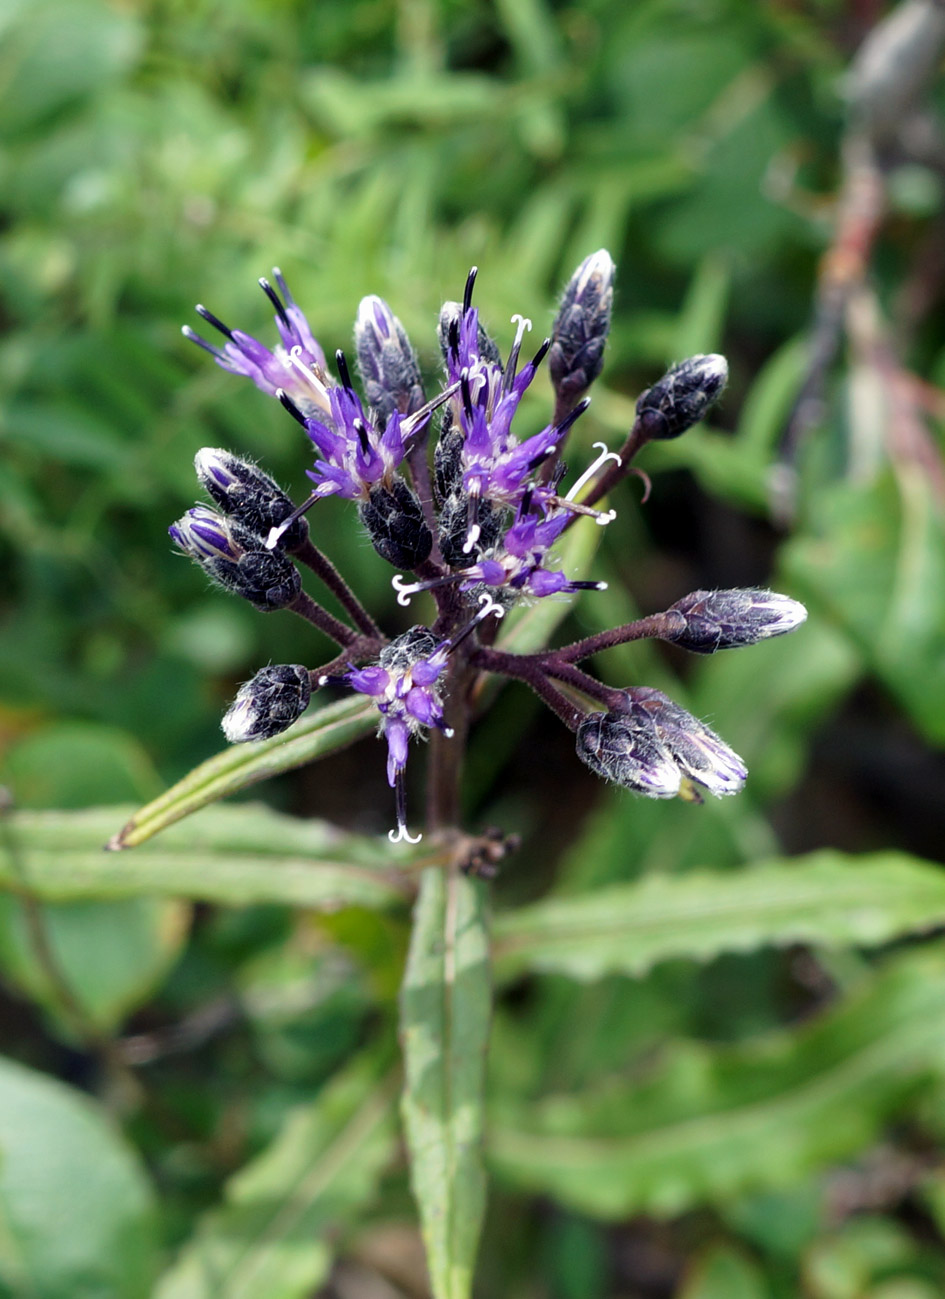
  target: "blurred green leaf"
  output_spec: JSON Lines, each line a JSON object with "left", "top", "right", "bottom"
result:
{"left": 2, "top": 804, "right": 426, "bottom": 910}
{"left": 679, "top": 1245, "right": 769, "bottom": 1299}
{"left": 109, "top": 695, "right": 377, "bottom": 848}
{"left": 0, "top": 894, "right": 188, "bottom": 1035}
{"left": 489, "top": 951, "right": 945, "bottom": 1219}
{"left": 783, "top": 471, "right": 945, "bottom": 744}
{"left": 400, "top": 869, "right": 491, "bottom": 1299}
{"left": 0, "top": 1054, "right": 157, "bottom": 1298}
{"left": 155, "top": 1051, "right": 398, "bottom": 1299}
{"left": 493, "top": 851, "right": 945, "bottom": 983}
{"left": 2, "top": 720, "right": 162, "bottom": 809}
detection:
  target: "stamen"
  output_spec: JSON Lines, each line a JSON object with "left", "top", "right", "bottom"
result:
{"left": 503, "top": 314, "right": 532, "bottom": 391}
{"left": 181, "top": 325, "right": 220, "bottom": 357}
{"left": 463, "top": 267, "right": 478, "bottom": 316}
{"left": 530, "top": 338, "right": 551, "bottom": 369}
{"left": 401, "top": 380, "right": 461, "bottom": 441}
{"left": 389, "top": 773, "right": 422, "bottom": 844}
{"left": 570, "top": 580, "right": 608, "bottom": 592}
{"left": 258, "top": 277, "right": 290, "bottom": 326}
{"left": 277, "top": 388, "right": 308, "bottom": 426}
{"left": 448, "top": 318, "right": 460, "bottom": 359}
{"left": 554, "top": 395, "right": 591, "bottom": 440}
{"left": 335, "top": 349, "right": 353, "bottom": 390}
{"left": 354, "top": 419, "right": 371, "bottom": 455}
{"left": 565, "top": 441, "right": 622, "bottom": 502}
{"left": 460, "top": 369, "right": 474, "bottom": 419}
{"left": 265, "top": 491, "right": 319, "bottom": 548}
{"left": 195, "top": 305, "right": 234, "bottom": 340}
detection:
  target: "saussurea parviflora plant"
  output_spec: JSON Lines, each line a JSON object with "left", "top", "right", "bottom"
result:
{"left": 173, "top": 253, "right": 807, "bottom": 851}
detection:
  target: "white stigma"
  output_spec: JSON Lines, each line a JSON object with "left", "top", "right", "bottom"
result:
{"left": 566, "top": 442, "right": 622, "bottom": 503}
{"left": 392, "top": 575, "right": 422, "bottom": 607}
{"left": 476, "top": 592, "right": 505, "bottom": 621}
{"left": 462, "top": 523, "right": 481, "bottom": 555}
{"left": 389, "top": 824, "right": 422, "bottom": 845}
{"left": 265, "top": 522, "right": 288, "bottom": 550}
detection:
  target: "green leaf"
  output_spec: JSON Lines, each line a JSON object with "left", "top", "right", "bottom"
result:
{"left": 2, "top": 804, "right": 428, "bottom": 910}
{"left": 155, "top": 1053, "right": 398, "bottom": 1299}
{"left": 0, "top": 895, "right": 188, "bottom": 1035}
{"left": 493, "top": 851, "right": 945, "bottom": 983}
{"left": 400, "top": 868, "right": 492, "bottom": 1299}
{"left": 107, "top": 695, "right": 376, "bottom": 848}
{"left": 489, "top": 951, "right": 945, "bottom": 1219}
{"left": 782, "top": 471, "right": 945, "bottom": 744}
{"left": 0, "top": 1054, "right": 157, "bottom": 1298}
{"left": 679, "top": 1246, "right": 769, "bottom": 1299}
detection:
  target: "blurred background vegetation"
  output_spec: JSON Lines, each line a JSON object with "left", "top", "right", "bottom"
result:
{"left": 3, "top": 0, "right": 945, "bottom": 1296}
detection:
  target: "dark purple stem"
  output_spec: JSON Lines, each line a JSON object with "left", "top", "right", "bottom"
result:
{"left": 292, "top": 538, "right": 385, "bottom": 639}
{"left": 543, "top": 611, "right": 683, "bottom": 664}
{"left": 287, "top": 590, "right": 370, "bottom": 649}
{"left": 470, "top": 646, "right": 585, "bottom": 730}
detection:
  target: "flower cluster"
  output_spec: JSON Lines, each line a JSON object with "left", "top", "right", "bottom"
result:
{"left": 172, "top": 253, "right": 806, "bottom": 844}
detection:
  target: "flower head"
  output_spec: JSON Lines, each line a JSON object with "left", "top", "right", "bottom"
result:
{"left": 184, "top": 271, "right": 331, "bottom": 419}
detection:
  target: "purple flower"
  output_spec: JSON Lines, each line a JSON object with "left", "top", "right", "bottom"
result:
{"left": 344, "top": 627, "right": 453, "bottom": 843}
{"left": 303, "top": 377, "right": 411, "bottom": 503}
{"left": 183, "top": 270, "right": 332, "bottom": 420}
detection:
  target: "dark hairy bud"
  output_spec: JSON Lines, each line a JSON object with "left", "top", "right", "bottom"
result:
{"left": 575, "top": 708, "right": 682, "bottom": 799}
{"left": 665, "top": 588, "right": 808, "bottom": 654}
{"left": 626, "top": 688, "right": 746, "bottom": 799}
{"left": 222, "top": 664, "right": 312, "bottom": 742}
{"left": 359, "top": 478, "right": 433, "bottom": 570}
{"left": 170, "top": 505, "right": 301, "bottom": 609}
{"left": 636, "top": 353, "right": 728, "bottom": 441}
{"left": 549, "top": 249, "right": 615, "bottom": 408}
{"left": 433, "top": 411, "right": 464, "bottom": 500}
{"left": 194, "top": 448, "right": 309, "bottom": 549}
{"left": 222, "top": 550, "right": 302, "bottom": 611}
{"left": 437, "top": 494, "right": 504, "bottom": 569}
{"left": 437, "top": 302, "right": 503, "bottom": 367}
{"left": 354, "top": 296, "right": 425, "bottom": 422}
{"left": 576, "top": 687, "right": 747, "bottom": 802}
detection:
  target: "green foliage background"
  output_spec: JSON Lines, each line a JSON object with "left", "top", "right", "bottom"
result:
{"left": 2, "top": 0, "right": 945, "bottom": 1296}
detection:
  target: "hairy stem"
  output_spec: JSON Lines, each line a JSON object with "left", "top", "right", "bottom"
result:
{"left": 292, "top": 538, "right": 384, "bottom": 638}
{"left": 545, "top": 612, "right": 682, "bottom": 663}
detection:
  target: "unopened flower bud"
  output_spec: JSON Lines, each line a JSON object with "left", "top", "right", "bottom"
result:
{"left": 194, "top": 448, "right": 308, "bottom": 549}
{"left": 359, "top": 478, "right": 433, "bottom": 570}
{"left": 549, "top": 249, "right": 615, "bottom": 409}
{"left": 169, "top": 506, "right": 301, "bottom": 609}
{"left": 575, "top": 708, "right": 682, "bottom": 799}
{"left": 636, "top": 353, "right": 728, "bottom": 441}
{"left": 355, "top": 296, "right": 425, "bottom": 422}
{"left": 231, "top": 550, "right": 302, "bottom": 611}
{"left": 222, "top": 664, "right": 312, "bottom": 742}
{"left": 665, "top": 588, "right": 808, "bottom": 654}
{"left": 628, "top": 688, "right": 746, "bottom": 799}
{"left": 169, "top": 505, "right": 245, "bottom": 563}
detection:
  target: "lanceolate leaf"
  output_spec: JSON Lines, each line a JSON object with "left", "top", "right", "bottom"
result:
{"left": 2, "top": 804, "right": 429, "bottom": 911}
{"left": 489, "top": 951, "right": 945, "bottom": 1219}
{"left": 109, "top": 695, "right": 376, "bottom": 849}
{"left": 492, "top": 851, "right": 945, "bottom": 982}
{"left": 400, "top": 868, "right": 492, "bottom": 1299}
{"left": 155, "top": 1053, "right": 399, "bottom": 1299}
